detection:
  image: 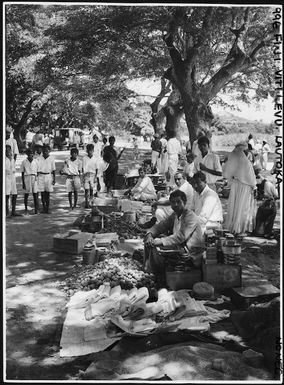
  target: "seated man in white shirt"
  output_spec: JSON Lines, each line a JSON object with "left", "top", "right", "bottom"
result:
{"left": 190, "top": 171, "right": 223, "bottom": 234}
{"left": 128, "top": 167, "right": 157, "bottom": 201}
{"left": 193, "top": 136, "right": 222, "bottom": 191}
{"left": 155, "top": 172, "right": 194, "bottom": 222}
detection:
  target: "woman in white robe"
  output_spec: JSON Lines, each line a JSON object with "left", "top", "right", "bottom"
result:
{"left": 222, "top": 142, "right": 257, "bottom": 234}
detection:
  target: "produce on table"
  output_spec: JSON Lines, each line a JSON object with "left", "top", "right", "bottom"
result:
{"left": 61, "top": 255, "right": 157, "bottom": 297}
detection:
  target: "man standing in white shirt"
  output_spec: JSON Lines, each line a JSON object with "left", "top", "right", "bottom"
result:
{"left": 159, "top": 133, "right": 168, "bottom": 175}
{"left": 92, "top": 135, "right": 102, "bottom": 159}
{"left": 20, "top": 148, "right": 39, "bottom": 215}
{"left": 193, "top": 136, "right": 222, "bottom": 191}
{"left": 82, "top": 143, "right": 98, "bottom": 208}
{"left": 190, "top": 171, "right": 223, "bottom": 234}
{"left": 167, "top": 135, "right": 182, "bottom": 186}
{"left": 6, "top": 127, "right": 19, "bottom": 161}
{"left": 37, "top": 145, "right": 56, "bottom": 214}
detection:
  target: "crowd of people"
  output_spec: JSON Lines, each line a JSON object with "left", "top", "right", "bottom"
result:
{"left": 5, "top": 127, "right": 278, "bottom": 248}
{"left": 5, "top": 126, "right": 125, "bottom": 215}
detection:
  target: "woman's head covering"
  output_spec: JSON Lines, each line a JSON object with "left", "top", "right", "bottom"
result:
{"left": 222, "top": 143, "right": 256, "bottom": 187}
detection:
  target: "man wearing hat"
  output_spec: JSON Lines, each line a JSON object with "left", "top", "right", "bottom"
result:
{"left": 6, "top": 126, "right": 19, "bottom": 161}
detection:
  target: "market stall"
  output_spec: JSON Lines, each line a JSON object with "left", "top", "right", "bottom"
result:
{"left": 52, "top": 189, "right": 280, "bottom": 380}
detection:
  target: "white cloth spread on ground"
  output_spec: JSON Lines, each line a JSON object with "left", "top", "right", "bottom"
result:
{"left": 60, "top": 284, "right": 210, "bottom": 357}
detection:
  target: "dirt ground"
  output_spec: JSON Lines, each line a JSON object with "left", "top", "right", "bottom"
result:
{"left": 4, "top": 148, "right": 281, "bottom": 380}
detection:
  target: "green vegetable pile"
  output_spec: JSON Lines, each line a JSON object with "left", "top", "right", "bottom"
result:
{"left": 62, "top": 256, "right": 156, "bottom": 297}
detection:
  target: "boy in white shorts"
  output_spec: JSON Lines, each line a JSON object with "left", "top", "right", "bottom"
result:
{"left": 5, "top": 145, "right": 21, "bottom": 217}
{"left": 37, "top": 145, "right": 56, "bottom": 214}
{"left": 20, "top": 148, "right": 39, "bottom": 215}
{"left": 60, "top": 147, "right": 82, "bottom": 210}
{"left": 82, "top": 143, "right": 97, "bottom": 208}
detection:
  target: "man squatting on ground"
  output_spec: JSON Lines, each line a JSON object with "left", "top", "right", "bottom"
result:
{"left": 144, "top": 190, "right": 205, "bottom": 286}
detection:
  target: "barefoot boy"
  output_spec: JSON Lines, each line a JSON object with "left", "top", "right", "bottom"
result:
{"left": 37, "top": 144, "right": 56, "bottom": 214}
{"left": 82, "top": 143, "right": 98, "bottom": 208}
{"left": 60, "top": 147, "right": 82, "bottom": 209}
{"left": 20, "top": 148, "right": 39, "bottom": 214}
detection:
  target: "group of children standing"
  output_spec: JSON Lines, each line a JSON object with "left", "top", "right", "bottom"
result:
{"left": 5, "top": 135, "right": 116, "bottom": 217}
{"left": 6, "top": 144, "right": 56, "bottom": 216}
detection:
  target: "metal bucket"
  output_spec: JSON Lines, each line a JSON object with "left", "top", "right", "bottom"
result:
{"left": 223, "top": 243, "right": 241, "bottom": 265}
{"left": 82, "top": 247, "right": 98, "bottom": 265}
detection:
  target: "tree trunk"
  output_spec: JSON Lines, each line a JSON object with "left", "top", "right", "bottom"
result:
{"left": 150, "top": 77, "right": 171, "bottom": 135}
{"left": 11, "top": 96, "right": 36, "bottom": 152}
{"left": 182, "top": 96, "right": 214, "bottom": 146}
{"left": 13, "top": 126, "right": 26, "bottom": 151}
{"left": 163, "top": 103, "right": 184, "bottom": 139}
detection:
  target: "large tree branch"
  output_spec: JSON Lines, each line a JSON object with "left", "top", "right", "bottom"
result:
{"left": 194, "top": 8, "right": 214, "bottom": 49}
{"left": 150, "top": 77, "right": 171, "bottom": 114}
{"left": 163, "top": 32, "right": 183, "bottom": 69}
{"left": 14, "top": 96, "right": 37, "bottom": 132}
{"left": 203, "top": 9, "right": 253, "bottom": 101}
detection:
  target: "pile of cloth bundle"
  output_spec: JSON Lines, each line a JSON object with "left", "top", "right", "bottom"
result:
{"left": 66, "top": 283, "right": 208, "bottom": 336}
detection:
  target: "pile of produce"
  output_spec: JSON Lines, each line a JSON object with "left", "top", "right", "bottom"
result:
{"left": 98, "top": 213, "right": 145, "bottom": 239}
{"left": 74, "top": 211, "right": 146, "bottom": 238}
{"left": 62, "top": 255, "right": 156, "bottom": 297}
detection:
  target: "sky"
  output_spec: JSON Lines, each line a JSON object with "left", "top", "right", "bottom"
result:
{"left": 126, "top": 79, "right": 275, "bottom": 124}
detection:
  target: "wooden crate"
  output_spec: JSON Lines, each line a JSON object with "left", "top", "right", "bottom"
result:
{"left": 229, "top": 284, "right": 280, "bottom": 309}
{"left": 118, "top": 199, "right": 143, "bottom": 212}
{"left": 53, "top": 232, "right": 93, "bottom": 254}
{"left": 202, "top": 263, "right": 242, "bottom": 290}
{"left": 166, "top": 269, "right": 202, "bottom": 290}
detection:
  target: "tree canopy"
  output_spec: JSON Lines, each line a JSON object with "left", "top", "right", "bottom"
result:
{"left": 5, "top": 4, "right": 276, "bottom": 147}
